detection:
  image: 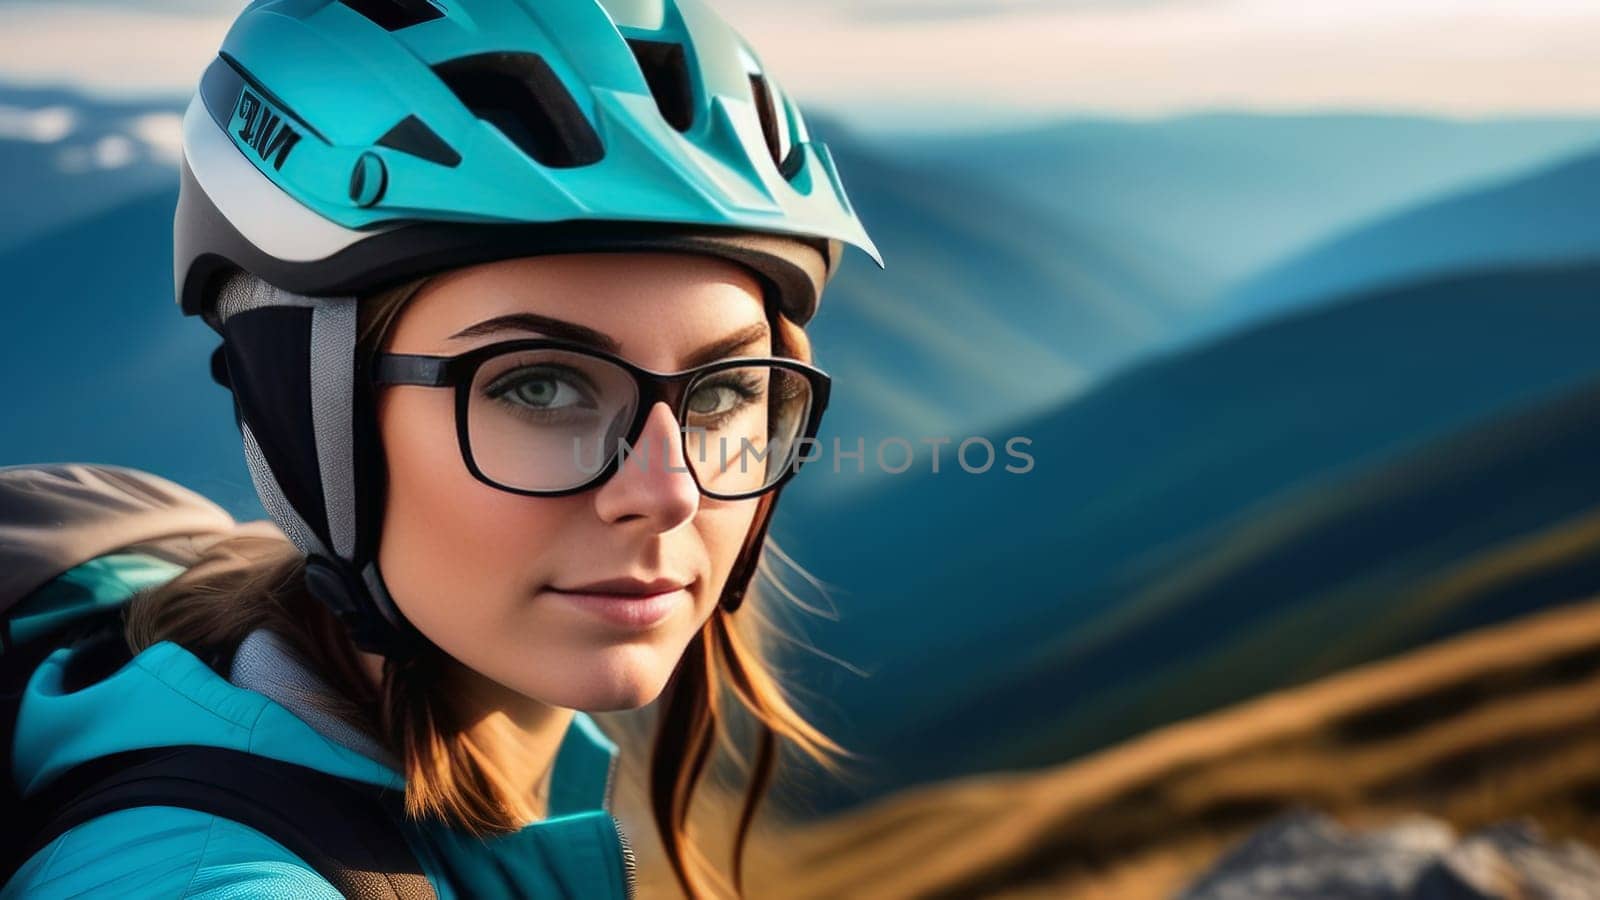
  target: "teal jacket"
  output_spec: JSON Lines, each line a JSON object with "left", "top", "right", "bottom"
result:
{"left": 3, "top": 558, "right": 639, "bottom": 899}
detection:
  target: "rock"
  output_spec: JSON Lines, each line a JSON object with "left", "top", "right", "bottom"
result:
{"left": 1414, "top": 819, "right": 1600, "bottom": 900}
{"left": 1178, "top": 808, "right": 1600, "bottom": 900}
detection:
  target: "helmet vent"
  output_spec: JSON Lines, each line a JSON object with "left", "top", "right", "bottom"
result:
{"left": 339, "top": 0, "right": 443, "bottom": 31}
{"left": 626, "top": 39, "right": 694, "bottom": 132}
{"left": 747, "top": 73, "right": 786, "bottom": 174}
{"left": 432, "top": 52, "right": 604, "bottom": 168}
{"left": 376, "top": 114, "right": 462, "bottom": 167}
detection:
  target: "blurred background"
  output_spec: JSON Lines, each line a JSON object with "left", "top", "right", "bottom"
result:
{"left": 6, "top": 0, "right": 1600, "bottom": 896}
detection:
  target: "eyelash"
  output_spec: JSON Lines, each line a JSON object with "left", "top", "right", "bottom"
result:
{"left": 688, "top": 371, "right": 768, "bottom": 427}
{"left": 483, "top": 365, "right": 600, "bottom": 421}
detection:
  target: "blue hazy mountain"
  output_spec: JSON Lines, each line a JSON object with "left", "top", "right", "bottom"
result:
{"left": 0, "top": 85, "right": 179, "bottom": 253}
{"left": 772, "top": 261, "right": 1600, "bottom": 810}
{"left": 866, "top": 369, "right": 1600, "bottom": 806}
{"left": 890, "top": 113, "right": 1600, "bottom": 297}
{"left": 0, "top": 187, "right": 257, "bottom": 512}
{"left": 1218, "top": 146, "right": 1600, "bottom": 330}
{"left": 13, "top": 91, "right": 1593, "bottom": 508}
{"left": 0, "top": 98, "right": 1194, "bottom": 519}
{"left": 776, "top": 113, "right": 1210, "bottom": 483}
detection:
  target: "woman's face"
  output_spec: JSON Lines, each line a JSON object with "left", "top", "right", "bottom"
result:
{"left": 375, "top": 252, "right": 769, "bottom": 713}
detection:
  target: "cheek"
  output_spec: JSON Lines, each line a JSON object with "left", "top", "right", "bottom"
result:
{"left": 371, "top": 387, "right": 764, "bottom": 711}
{"left": 375, "top": 389, "right": 565, "bottom": 606}
{"left": 696, "top": 499, "right": 761, "bottom": 602}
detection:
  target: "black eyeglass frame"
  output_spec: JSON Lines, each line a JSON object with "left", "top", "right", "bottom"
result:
{"left": 371, "top": 338, "right": 832, "bottom": 500}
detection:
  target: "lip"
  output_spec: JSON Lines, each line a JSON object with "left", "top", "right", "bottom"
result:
{"left": 546, "top": 576, "right": 694, "bottom": 630}
{"left": 555, "top": 576, "right": 691, "bottom": 596}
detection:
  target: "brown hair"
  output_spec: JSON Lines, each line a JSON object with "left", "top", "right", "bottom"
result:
{"left": 126, "top": 271, "right": 855, "bottom": 898}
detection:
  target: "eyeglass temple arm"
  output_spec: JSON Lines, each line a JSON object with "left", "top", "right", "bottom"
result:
{"left": 372, "top": 354, "right": 451, "bottom": 387}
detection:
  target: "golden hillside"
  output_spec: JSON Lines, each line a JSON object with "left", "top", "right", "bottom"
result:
{"left": 613, "top": 597, "right": 1600, "bottom": 898}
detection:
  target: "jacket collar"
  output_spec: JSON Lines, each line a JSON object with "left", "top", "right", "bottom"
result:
{"left": 227, "top": 626, "right": 621, "bottom": 815}
{"left": 15, "top": 633, "right": 620, "bottom": 817}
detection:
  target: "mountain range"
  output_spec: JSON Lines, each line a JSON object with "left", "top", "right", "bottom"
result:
{"left": 7, "top": 85, "right": 1600, "bottom": 820}
{"left": 892, "top": 113, "right": 1600, "bottom": 305}
{"left": 1218, "top": 145, "right": 1600, "bottom": 331}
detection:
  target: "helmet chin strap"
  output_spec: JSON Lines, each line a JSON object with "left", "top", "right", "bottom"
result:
{"left": 304, "top": 555, "right": 426, "bottom": 659}
{"left": 719, "top": 488, "right": 781, "bottom": 614}
{"left": 213, "top": 272, "right": 424, "bottom": 660}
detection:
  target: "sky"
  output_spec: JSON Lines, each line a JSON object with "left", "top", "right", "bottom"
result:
{"left": 3, "top": 0, "right": 1600, "bottom": 132}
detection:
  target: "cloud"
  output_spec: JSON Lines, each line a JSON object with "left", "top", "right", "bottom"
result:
{"left": 4, "top": 0, "right": 1600, "bottom": 132}
{"left": 10, "top": 0, "right": 1187, "bottom": 21}
{"left": 0, "top": 0, "right": 241, "bottom": 10}
{"left": 0, "top": 103, "right": 76, "bottom": 141}
{"left": 726, "top": 0, "right": 1196, "bottom": 24}
{"left": 719, "top": 0, "right": 1600, "bottom": 125}
{"left": 0, "top": 92, "right": 183, "bottom": 171}
{"left": 0, "top": 3, "right": 230, "bottom": 98}
{"left": 129, "top": 111, "right": 184, "bottom": 164}
{"left": 56, "top": 134, "right": 137, "bottom": 172}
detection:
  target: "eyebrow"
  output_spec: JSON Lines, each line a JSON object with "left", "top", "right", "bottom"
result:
{"left": 448, "top": 314, "right": 771, "bottom": 368}
{"left": 449, "top": 312, "right": 619, "bottom": 352}
{"left": 682, "top": 322, "right": 771, "bottom": 368}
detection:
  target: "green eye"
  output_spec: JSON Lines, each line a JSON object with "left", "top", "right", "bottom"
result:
{"left": 485, "top": 366, "right": 597, "bottom": 413}
{"left": 507, "top": 377, "right": 561, "bottom": 407}
{"left": 688, "top": 383, "right": 740, "bottom": 417}
{"left": 687, "top": 372, "right": 766, "bottom": 424}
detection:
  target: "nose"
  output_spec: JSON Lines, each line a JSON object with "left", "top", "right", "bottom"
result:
{"left": 591, "top": 400, "right": 700, "bottom": 531}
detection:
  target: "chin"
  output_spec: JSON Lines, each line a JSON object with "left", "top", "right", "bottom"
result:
{"left": 566, "top": 677, "right": 669, "bottom": 713}
{"left": 543, "top": 642, "right": 677, "bottom": 712}
{"left": 581, "top": 689, "right": 663, "bottom": 713}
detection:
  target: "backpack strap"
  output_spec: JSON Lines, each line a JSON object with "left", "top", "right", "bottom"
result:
{"left": 6, "top": 745, "right": 437, "bottom": 900}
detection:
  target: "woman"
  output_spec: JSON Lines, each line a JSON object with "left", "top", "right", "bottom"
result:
{"left": 2, "top": 0, "right": 882, "bottom": 897}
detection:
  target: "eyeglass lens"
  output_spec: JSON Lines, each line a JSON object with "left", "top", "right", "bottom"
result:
{"left": 464, "top": 347, "right": 814, "bottom": 497}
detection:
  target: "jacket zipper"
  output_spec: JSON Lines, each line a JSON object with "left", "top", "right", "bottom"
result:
{"left": 599, "top": 733, "right": 635, "bottom": 898}
{"left": 610, "top": 813, "right": 640, "bottom": 899}
{"left": 602, "top": 746, "right": 619, "bottom": 814}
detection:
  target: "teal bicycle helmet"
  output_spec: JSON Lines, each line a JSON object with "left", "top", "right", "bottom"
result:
{"left": 174, "top": 0, "right": 883, "bottom": 656}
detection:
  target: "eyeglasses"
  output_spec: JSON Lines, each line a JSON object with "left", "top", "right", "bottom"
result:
{"left": 371, "top": 338, "right": 831, "bottom": 500}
